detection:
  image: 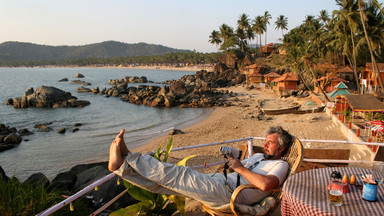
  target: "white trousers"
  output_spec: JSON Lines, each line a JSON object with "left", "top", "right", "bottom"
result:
{"left": 114, "top": 152, "right": 232, "bottom": 207}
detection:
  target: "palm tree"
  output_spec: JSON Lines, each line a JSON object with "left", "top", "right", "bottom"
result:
{"left": 237, "top": 13, "right": 250, "bottom": 52}
{"left": 219, "top": 24, "right": 234, "bottom": 43}
{"left": 253, "top": 15, "right": 266, "bottom": 55}
{"left": 208, "top": 30, "right": 222, "bottom": 52}
{"left": 275, "top": 15, "right": 288, "bottom": 38}
{"left": 358, "top": 0, "right": 384, "bottom": 92}
{"left": 263, "top": 11, "right": 272, "bottom": 45}
{"left": 318, "top": 10, "right": 330, "bottom": 25}
{"left": 333, "top": 0, "right": 361, "bottom": 93}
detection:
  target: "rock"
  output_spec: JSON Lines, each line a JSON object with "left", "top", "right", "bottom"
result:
{"left": 73, "top": 128, "right": 79, "bottom": 133}
{"left": 91, "top": 87, "right": 100, "bottom": 94}
{"left": 73, "top": 123, "right": 83, "bottom": 127}
{"left": 81, "top": 82, "right": 91, "bottom": 86}
{"left": 23, "top": 173, "right": 50, "bottom": 188}
{"left": 75, "top": 73, "right": 85, "bottom": 78}
{"left": 71, "top": 80, "right": 83, "bottom": 84}
{"left": 0, "top": 166, "right": 9, "bottom": 181}
{"left": 5, "top": 98, "right": 13, "bottom": 105}
{"left": 24, "top": 87, "right": 34, "bottom": 97}
{"left": 57, "top": 128, "right": 66, "bottom": 134}
{"left": 4, "top": 133, "right": 22, "bottom": 144}
{"left": 18, "top": 128, "right": 33, "bottom": 136}
{"left": 6, "top": 86, "right": 90, "bottom": 108}
{"left": 59, "top": 78, "right": 68, "bottom": 82}
{"left": 34, "top": 124, "right": 52, "bottom": 132}
{"left": 169, "top": 129, "right": 185, "bottom": 135}
{"left": 77, "top": 86, "right": 92, "bottom": 93}
{"left": 50, "top": 172, "right": 77, "bottom": 192}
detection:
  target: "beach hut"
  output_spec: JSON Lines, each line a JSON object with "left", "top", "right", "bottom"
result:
{"left": 260, "top": 43, "right": 275, "bottom": 55}
{"left": 272, "top": 72, "right": 299, "bottom": 91}
{"left": 249, "top": 71, "right": 264, "bottom": 84}
{"left": 336, "top": 66, "right": 354, "bottom": 82}
{"left": 328, "top": 82, "right": 350, "bottom": 98}
{"left": 361, "top": 63, "right": 384, "bottom": 90}
{"left": 264, "top": 72, "right": 281, "bottom": 83}
{"left": 314, "top": 76, "right": 347, "bottom": 93}
{"left": 340, "top": 94, "right": 384, "bottom": 123}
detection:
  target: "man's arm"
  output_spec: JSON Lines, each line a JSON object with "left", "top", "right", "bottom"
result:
{"left": 227, "top": 157, "right": 280, "bottom": 191}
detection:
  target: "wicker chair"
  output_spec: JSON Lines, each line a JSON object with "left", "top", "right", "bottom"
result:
{"left": 202, "top": 137, "right": 304, "bottom": 216}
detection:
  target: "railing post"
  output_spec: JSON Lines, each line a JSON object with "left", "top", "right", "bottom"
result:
{"left": 247, "top": 138, "right": 253, "bottom": 157}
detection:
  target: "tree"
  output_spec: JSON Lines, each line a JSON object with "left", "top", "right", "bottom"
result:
{"left": 253, "top": 15, "right": 266, "bottom": 55}
{"left": 209, "top": 30, "right": 222, "bottom": 52}
{"left": 333, "top": 0, "right": 361, "bottom": 93}
{"left": 275, "top": 15, "right": 288, "bottom": 38}
{"left": 318, "top": 9, "right": 330, "bottom": 25}
{"left": 358, "top": 0, "right": 384, "bottom": 92}
{"left": 263, "top": 11, "right": 272, "bottom": 45}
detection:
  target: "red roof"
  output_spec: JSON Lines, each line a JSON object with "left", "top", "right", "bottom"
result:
{"left": 249, "top": 72, "right": 264, "bottom": 77}
{"left": 272, "top": 72, "right": 299, "bottom": 82}
{"left": 337, "top": 66, "right": 353, "bottom": 73}
{"left": 365, "top": 63, "right": 384, "bottom": 72}
{"left": 264, "top": 72, "right": 281, "bottom": 78}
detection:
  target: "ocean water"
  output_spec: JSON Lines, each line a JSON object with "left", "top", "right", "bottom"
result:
{"left": 0, "top": 67, "right": 211, "bottom": 181}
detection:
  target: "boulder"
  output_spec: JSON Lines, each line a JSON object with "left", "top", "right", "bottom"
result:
{"left": 77, "top": 86, "right": 92, "bottom": 93}
{"left": 57, "top": 128, "right": 66, "bottom": 134}
{"left": 0, "top": 166, "right": 9, "bottom": 181}
{"left": 7, "top": 86, "right": 90, "bottom": 108}
{"left": 169, "top": 129, "right": 185, "bottom": 135}
{"left": 34, "top": 124, "right": 52, "bottom": 132}
{"left": 3, "top": 133, "right": 22, "bottom": 144}
{"left": 75, "top": 73, "right": 85, "bottom": 78}
{"left": 5, "top": 98, "right": 13, "bottom": 105}
{"left": 59, "top": 78, "right": 68, "bottom": 82}
{"left": 24, "top": 87, "right": 34, "bottom": 97}
{"left": 18, "top": 128, "right": 33, "bottom": 136}
{"left": 50, "top": 172, "right": 77, "bottom": 192}
{"left": 23, "top": 173, "right": 50, "bottom": 188}
{"left": 71, "top": 80, "right": 83, "bottom": 84}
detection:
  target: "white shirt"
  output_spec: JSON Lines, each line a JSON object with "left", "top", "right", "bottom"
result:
{"left": 227, "top": 153, "right": 289, "bottom": 205}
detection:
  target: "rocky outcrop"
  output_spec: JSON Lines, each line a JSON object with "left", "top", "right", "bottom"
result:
{"left": 75, "top": 73, "right": 85, "bottom": 78}
{"left": 6, "top": 86, "right": 90, "bottom": 108}
{"left": 96, "top": 69, "right": 244, "bottom": 108}
{"left": 0, "top": 123, "right": 23, "bottom": 152}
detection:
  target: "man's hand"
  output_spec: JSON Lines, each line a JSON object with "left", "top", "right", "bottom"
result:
{"left": 227, "top": 157, "right": 245, "bottom": 172}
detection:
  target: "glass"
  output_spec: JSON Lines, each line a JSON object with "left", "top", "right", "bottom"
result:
{"left": 329, "top": 180, "right": 343, "bottom": 206}
{"left": 373, "top": 162, "right": 384, "bottom": 184}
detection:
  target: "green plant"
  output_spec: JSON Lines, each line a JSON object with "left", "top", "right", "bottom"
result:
{"left": 111, "top": 137, "right": 196, "bottom": 216}
{"left": 0, "top": 176, "right": 89, "bottom": 216}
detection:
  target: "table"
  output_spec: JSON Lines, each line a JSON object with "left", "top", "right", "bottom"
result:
{"left": 282, "top": 167, "right": 384, "bottom": 216}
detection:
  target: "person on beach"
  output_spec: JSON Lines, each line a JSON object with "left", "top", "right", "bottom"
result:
{"left": 108, "top": 126, "right": 293, "bottom": 211}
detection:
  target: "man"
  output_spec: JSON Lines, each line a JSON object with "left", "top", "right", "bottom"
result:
{"left": 109, "top": 126, "right": 293, "bottom": 209}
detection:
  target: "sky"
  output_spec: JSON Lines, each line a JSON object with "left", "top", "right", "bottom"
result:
{"left": 1, "top": 0, "right": 345, "bottom": 53}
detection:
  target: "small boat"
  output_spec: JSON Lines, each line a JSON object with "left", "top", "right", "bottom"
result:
{"left": 294, "top": 106, "right": 326, "bottom": 114}
{"left": 261, "top": 105, "right": 301, "bottom": 115}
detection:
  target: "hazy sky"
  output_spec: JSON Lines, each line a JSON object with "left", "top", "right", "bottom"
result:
{"left": 1, "top": 0, "right": 346, "bottom": 52}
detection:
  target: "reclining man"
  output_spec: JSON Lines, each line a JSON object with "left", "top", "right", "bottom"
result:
{"left": 109, "top": 126, "right": 293, "bottom": 210}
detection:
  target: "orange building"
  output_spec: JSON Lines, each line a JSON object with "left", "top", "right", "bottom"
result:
{"left": 272, "top": 72, "right": 299, "bottom": 91}
{"left": 314, "top": 76, "right": 347, "bottom": 93}
{"left": 361, "top": 63, "right": 384, "bottom": 88}
{"left": 264, "top": 72, "right": 281, "bottom": 83}
{"left": 249, "top": 72, "right": 264, "bottom": 84}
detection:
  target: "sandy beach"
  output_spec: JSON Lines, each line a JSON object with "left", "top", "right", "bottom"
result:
{"left": 129, "top": 85, "right": 352, "bottom": 215}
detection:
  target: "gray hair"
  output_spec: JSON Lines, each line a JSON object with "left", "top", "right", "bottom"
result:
{"left": 267, "top": 126, "right": 293, "bottom": 156}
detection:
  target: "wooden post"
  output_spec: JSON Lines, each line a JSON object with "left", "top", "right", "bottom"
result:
{"left": 368, "top": 138, "right": 372, "bottom": 148}
{"left": 348, "top": 122, "right": 352, "bottom": 129}
{"left": 341, "top": 115, "right": 345, "bottom": 123}
{"left": 357, "top": 128, "right": 361, "bottom": 137}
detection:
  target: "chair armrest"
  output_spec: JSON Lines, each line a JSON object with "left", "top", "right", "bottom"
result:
{"left": 230, "top": 184, "right": 255, "bottom": 215}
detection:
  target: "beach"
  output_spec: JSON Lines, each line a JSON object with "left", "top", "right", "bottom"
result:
{"left": 130, "top": 85, "right": 351, "bottom": 215}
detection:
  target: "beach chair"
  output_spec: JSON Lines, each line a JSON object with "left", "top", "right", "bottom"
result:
{"left": 202, "top": 137, "right": 304, "bottom": 216}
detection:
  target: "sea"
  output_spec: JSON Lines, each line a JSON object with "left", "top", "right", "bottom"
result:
{"left": 0, "top": 67, "right": 211, "bottom": 181}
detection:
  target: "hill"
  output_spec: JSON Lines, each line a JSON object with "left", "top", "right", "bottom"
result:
{"left": 0, "top": 41, "right": 191, "bottom": 62}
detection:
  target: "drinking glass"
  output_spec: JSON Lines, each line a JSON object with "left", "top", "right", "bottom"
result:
{"left": 329, "top": 180, "right": 343, "bottom": 206}
{"left": 373, "top": 162, "right": 384, "bottom": 184}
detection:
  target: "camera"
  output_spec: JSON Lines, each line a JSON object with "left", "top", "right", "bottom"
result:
{"left": 219, "top": 146, "right": 242, "bottom": 159}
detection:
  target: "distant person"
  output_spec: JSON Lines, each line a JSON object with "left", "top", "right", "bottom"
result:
{"left": 108, "top": 126, "right": 293, "bottom": 212}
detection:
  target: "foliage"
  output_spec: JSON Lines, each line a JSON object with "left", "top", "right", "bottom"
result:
{"left": 374, "top": 113, "right": 384, "bottom": 121}
{"left": 0, "top": 176, "right": 89, "bottom": 216}
{"left": 0, "top": 41, "right": 190, "bottom": 62}
{"left": 0, "top": 51, "right": 222, "bottom": 67}
{"left": 111, "top": 137, "right": 196, "bottom": 216}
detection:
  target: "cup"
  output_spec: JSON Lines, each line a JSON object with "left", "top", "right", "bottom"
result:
{"left": 329, "top": 180, "right": 343, "bottom": 206}
{"left": 362, "top": 181, "right": 378, "bottom": 202}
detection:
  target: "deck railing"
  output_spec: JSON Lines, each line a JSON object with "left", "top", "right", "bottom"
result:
{"left": 37, "top": 137, "right": 384, "bottom": 216}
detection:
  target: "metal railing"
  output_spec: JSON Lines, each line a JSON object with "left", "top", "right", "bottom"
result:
{"left": 37, "top": 137, "right": 384, "bottom": 216}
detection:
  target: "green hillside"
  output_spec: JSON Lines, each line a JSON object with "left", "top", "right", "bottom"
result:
{"left": 0, "top": 41, "right": 190, "bottom": 62}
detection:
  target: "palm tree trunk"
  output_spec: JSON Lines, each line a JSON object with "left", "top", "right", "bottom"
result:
{"left": 359, "top": 0, "right": 384, "bottom": 92}
{"left": 309, "top": 68, "right": 331, "bottom": 102}
{"left": 350, "top": 32, "right": 361, "bottom": 93}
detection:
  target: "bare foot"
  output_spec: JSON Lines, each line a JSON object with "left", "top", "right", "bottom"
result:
{"left": 116, "top": 129, "right": 130, "bottom": 155}
{"left": 108, "top": 129, "right": 130, "bottom": 172}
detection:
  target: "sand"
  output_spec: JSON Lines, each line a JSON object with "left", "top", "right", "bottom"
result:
{"left": 128, "top": 85, "right": 351, "bottom": 215}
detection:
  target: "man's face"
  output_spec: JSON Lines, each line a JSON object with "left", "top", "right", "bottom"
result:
{"left": 263, "top": 133, "right": 282, "bottom": 159}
